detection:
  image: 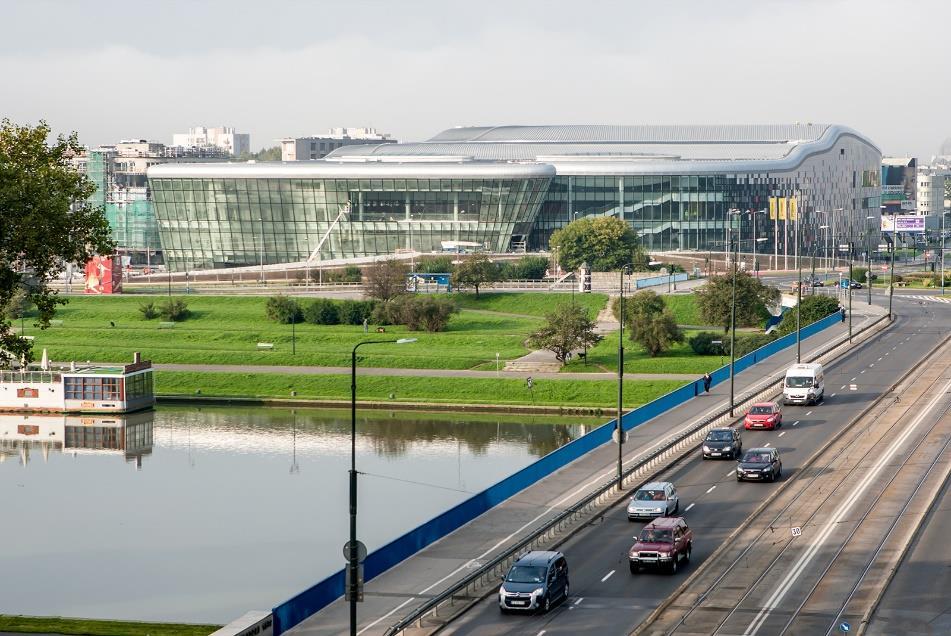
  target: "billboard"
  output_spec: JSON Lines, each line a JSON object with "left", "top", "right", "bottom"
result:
{"left": 84, "top": 256, "right": 123, "bottom": 294}
{"left": 880, "top": 215, "right": 926, "bottom": 233}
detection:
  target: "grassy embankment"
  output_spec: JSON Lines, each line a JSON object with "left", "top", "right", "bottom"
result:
{"left": 21, "top": 292, "right": 714, "bottom": 407}
{"left": 0, "top": 615, "right": 218, "bottom": 636}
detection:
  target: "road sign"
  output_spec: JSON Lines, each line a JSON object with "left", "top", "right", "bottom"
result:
{"left": 343, "top": 540, "right": 368, "bottom": 562}
{"left": 612, "top": 427, "right": 629, "bottom": 444}
{"left": 840, "top": 621, "right": 851, "bottom": 632}
{"left": 791, "top": 526, "right": 802, "bottom": 537}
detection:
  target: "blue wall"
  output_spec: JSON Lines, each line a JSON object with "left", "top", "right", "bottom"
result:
{"left": 635, "top": 272, "right": 690, "bottom": 289}
{"left": 272, "top": 310, "right": 842, "bottom": 633}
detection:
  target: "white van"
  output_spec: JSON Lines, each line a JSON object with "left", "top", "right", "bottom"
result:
{"left": 783, "top": 363, "right": 824, "bottom": 405}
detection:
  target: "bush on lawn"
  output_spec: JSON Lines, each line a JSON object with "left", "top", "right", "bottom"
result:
{"left": 159, "top": 298, "right": 191, "bottom": 322}
{"left": 373, "top": 295, "right": 458, "bottom": 332}
{"left": 265, "top": 295, "right": 302, "bottom": 324}
{"left": 689, "top": 331, "right": 727, "bottom": 355}
{"left": 415, "top": 256, "right": 456, "bottom": 274}
{"left": 138, "top": 301, "right": 158, "bottom": 320}
{"left": 338, "top": 299, "right": 376, "bottom": 325}
{"left": 732, "top": 333, "right": 776, "bottom": 356}
{"left": 304, "top": 298, "right": 340, "bottom": 325}
{"left": 498, "top": 256, "right": 550, "bottom": 280}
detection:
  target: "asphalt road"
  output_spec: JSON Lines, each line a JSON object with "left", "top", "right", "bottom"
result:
{"left": 867, "top": 451, "right": 951, "bottom": 635}
{"left": 440, "top": 297, "right": 951, "bottom": 636}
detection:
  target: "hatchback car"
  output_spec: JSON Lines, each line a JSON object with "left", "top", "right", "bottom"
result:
{"left": 744, "top": 402, "right": 782, "bottom": 430}
{"left": 702, "top": 427, "right": 742, "bottom": 459}
{"left": 627, "top": 482, "right": 680, "bottom": 520}
{"left": 499, "top": 551, "right": 569, "bottom": 613}
{"left": 736, "top": 447, "right": 782, "bottom": 482}
{"left": 628, "top": 516, "right": 693, "bottom": 574}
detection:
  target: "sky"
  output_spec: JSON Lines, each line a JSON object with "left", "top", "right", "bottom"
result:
{"left": 2, "top": 0, "right": 949, "bottom": 159}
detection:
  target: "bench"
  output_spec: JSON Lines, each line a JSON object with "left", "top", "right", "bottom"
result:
{"left": 158, "top": 322, "right": 176, "bottom": 329}
{"left": 256, "top": 342, "right": 274, "bottom": 350}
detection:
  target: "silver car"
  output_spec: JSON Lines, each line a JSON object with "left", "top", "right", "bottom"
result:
{"left": 627, "top": 481, "right": 680, "bottom": 520}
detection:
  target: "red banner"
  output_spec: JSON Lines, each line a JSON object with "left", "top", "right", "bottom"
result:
{"left": 84, "top": 256, "right": 123, "bottom": 294}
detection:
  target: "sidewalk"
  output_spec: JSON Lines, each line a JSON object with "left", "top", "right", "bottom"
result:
{"left": 285, "top": 303, "right": 887, "bottom": 635}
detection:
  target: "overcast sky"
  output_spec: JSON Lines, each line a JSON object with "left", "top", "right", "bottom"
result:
{"left": 2, "top": 0, "right": 949, "bottom": 158}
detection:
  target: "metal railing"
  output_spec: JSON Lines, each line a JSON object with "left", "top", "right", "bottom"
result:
{"left": 382, "top": 310, "right": 890, "bottom": 635}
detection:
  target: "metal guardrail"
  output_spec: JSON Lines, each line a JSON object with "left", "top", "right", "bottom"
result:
{"left": 382, "top": 310, "right": 890, "bottom": 635}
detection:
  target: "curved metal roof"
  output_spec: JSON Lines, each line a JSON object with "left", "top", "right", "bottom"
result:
{"left": 147, "top": 160, "right": 556, "bottom": 180}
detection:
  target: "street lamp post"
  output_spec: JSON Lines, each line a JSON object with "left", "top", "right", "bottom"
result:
{"left": 258, "top": 217, "right": 265, "bottom": 285}
{"left": 729, "top": 232, "right": 739, "bottom": 417}
{"left": 866, "top": 215, "right": 876, "bottom": 305}
{"left": 942, "top": 210, "right": 947, "bottom": 296}
{"left": 617, "top": 266, "right": 628, "bottom": 490}
{"left": 888, "top": 216, "right": 897, "bottom": 321}
{"left": 796, "top": 226, "right": 803, "bottom": 363}
{"left": 848, "top": 241, "right": 854, "bottom": 342}
{"left": 349, "top": 337, "right": 416, "bottom": 635}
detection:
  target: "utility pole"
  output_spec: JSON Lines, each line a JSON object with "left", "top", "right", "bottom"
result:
{"left": 796, "top": 227, "right": 803, "bottom": 363}
{"left": 848, "top": 241, "right": 853, "bottom": 342}
{"left": 616, "top": 266, "right": 627, "bottom": 490}
{"left": 888, "top": 217, "right": 897, "bottom": 320}
{"left": 729, "top": 233, "right": 738, "bottom": 417}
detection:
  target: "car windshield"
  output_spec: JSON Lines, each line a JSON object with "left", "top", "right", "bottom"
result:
{"left": 505, "top": 565, "right": 546, "bottom": 584}
{"left": 635, "top": 489, "right": 666, "bottom": 501}
{"left": 786, "top": 376, "right": 813, "bottom": 388}
{"left": 707, "top": 430, "right": 732, "bottom": 441}
{"left": 742, "top": 452, "right": 772, "bottom": 463}
{"left": 639, "top": 528, "right": 673, "bottom": 543}
{"left": 749, "top": 406, "right": 773, "bottom": 415}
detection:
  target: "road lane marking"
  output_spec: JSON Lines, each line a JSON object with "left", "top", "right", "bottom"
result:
{"left": 764, "top": 442, "right": 771, "bottom": 447}
{"left": 685, "top": 503, "right": 696, "bottom": 511}
{"left": 778, "top": 432, "right": 786, "bottom": 438}
{"left": 870, "top": 363, "right": 875, "bottom": 367}
{"left": 851, "top": 377, "right": 857, "bottom": 382}
{"left": 574, "top": 597, "right": 584, "bottom": 605}
{"left": 861, "top": 369, "right": 866, "bottom": 374}
{"left": 877, "top": 357, "right": 882, "bottom": 361}
{"left": 792, "top": 420, "right": 800, "bottom": 426}
{"left": 727, "top": 469, "right": 736, "bottom": 477}
{"left": 537, "top": 631, "right": 546, "bottom": 636}
{"left": 806, "top": 411, "right": 813, "bottom": 416}
{"left": 840, "top": 385, "right": 846, "bottom": 390}
{"left": 743, "top": 374, "right": 951, "bottom": 636}
{"left": 706, "top": 485, "right": 717, "bottom": 494}
{"left": 601, "top": 570, "right": 615, "bottom": 583}
{"left": 831, "top": 393, "right": 837, "bottom": 397}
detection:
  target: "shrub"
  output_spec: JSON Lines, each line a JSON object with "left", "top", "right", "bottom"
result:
{"left": 373, "top": 295, "right": 459, "bottom": 332}
{"left": 774, "top": 295, "right": 840, "bottom": 335}
{"left": 303, "top": 298, "right": 340, "bottom": 325}
{"left": 159, "top": 298, "right": 190, "bottom": 322}
{"left": 1, "top": 285, "right": 33, "bottom": 320}
{"left": 338, "top": 299, "right": 376, "bottom": 325}
{"left": 732, "top": 333, "right": 776, "bottom": 357}
{"left": 689, "top": 332, "right": 727, "bottom": 355}
{"left": 499, "top": 256, "right": 549, "bottom": 280}
{"left": 415, "top": 256, "right": 455, "bottom": 274}
{"left": 138, "top": 301, "right": 158, "bottom": 320}
{"left": 265, "top": 295, "right": 302, "bottom": 324}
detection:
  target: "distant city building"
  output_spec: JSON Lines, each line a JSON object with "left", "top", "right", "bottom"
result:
{"left": 148, "top": 123, "right": 881, "bottom": 272}
{"left": 917, "top": 166, "right": 948, "bottom": 216}
{"left": 279, "top": 127, "right": 395, "bottom": 161}
{"left": 172, "top": 126, "right": 250, "bottom": 157}
{"left": 881, "top": 157, "right": 917, "bottom": 214}
{"left": 71, "top": 140, "right": 228, "bottom": 266}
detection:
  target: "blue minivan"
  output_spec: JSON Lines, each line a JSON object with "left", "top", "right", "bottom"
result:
{"left": 498, "top": 551, "right": 569, "bottom": 613}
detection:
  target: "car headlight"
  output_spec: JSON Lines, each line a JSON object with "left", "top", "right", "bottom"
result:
{"left": 723, "top": 445, "right": 732, "bottom": 451}
{"left": 703, "top": 445, "right": 711, "bottom": 452}
{"left": 499, "top": 585, "right": 507, "bottom": 596}
{"left": 531, "top": 587, "right": 544, "bottom": 598}
{"left": 654, "top": 507, "right": 663, "bottom": 513}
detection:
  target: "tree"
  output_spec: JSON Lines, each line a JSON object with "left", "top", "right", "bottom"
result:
{"left": 364, "top": 258, "right": 409, "bottom": 302}
{"left": 528, "top": 302, "right": 601, "bottom": 364}
{"left": 695, "top": 271, "right": 780, "bottom": 332}
{"left": 0, "top": 119, "right": 114, "bottom": 365}
{"left": 774, "top": 295, "right": 840, "bottom": 336}
{"left": 613, "top": 290, "right": 683, "bottom": 357}
{"left": 549, "top": 216, "right": 647, "bottom": 272}
{"left": 237, "top": 146, "right": 282, "bottom": 162}
{"left": 453, "top": 253, "right": 500, "bottom": 297}
{"left": 265, "top": 295, "right": 302, "bottom": 323}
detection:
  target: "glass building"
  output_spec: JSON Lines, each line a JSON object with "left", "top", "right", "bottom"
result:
{"left": 148, "top": 124, "right": 882, "bottom": 271}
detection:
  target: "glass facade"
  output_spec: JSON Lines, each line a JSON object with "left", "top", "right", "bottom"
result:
{"left": 64, "top": 376, "right": 122, "bottom": 401}
{"left": 151, "top": 176, "right": 550, "bottom": 271}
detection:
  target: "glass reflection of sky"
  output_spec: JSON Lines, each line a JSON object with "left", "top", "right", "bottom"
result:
{"left": 0, "top": 406, "right": 596, "bottom": 623}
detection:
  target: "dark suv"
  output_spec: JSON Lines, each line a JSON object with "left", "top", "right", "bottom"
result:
{"left": 736, "top": 447, "right": 782, "bottom": 482}
{"left": 628, "top": 517, "right": 693, "bottom": 574}
{"left": 499, "top": 551, "right": 569, "bottom": 613}
{"left": 702, "top": 427, "right": 742, "bottom": 459}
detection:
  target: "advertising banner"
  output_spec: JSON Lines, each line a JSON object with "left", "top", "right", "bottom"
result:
{"left": 778, "top": 197, "right": 787, "bottom": 221}
{"left": 769, "top": 197, "right": 777, "bottom": 220}
{"left": 880, "top": 215, "right": 926, "bottom": 233}
{"left": 84, "top": 256, "right": 123, "bottom": 294}
{"left": 789, "top": 197, "right": 798, "bottom": 221}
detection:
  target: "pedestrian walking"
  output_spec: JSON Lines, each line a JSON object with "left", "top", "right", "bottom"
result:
{"left": 702, "top": 373, "right": 712, "bottom": 393}
{"left": 839, "top": 306, "right": 846, "bottom": 323}
{"left": 363, "top": 317, "right": 369, "bottom": 333}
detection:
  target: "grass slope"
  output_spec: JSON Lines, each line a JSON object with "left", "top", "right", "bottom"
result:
{"left": 0, "top": 615, "right": 218, "bottom": 636}
{"left": 450, "top": 292, "right": 608, "bottom": 317}
{"left": 562, "top": 329, "right": 723, "bottom": 375}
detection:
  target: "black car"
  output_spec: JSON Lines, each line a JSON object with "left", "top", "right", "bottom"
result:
{"left": 736, "top": 447, "right": 782, "bottom": 482}
{"left": 499, "top": 551, "right": 569, "bottom": 613}
{"left": 809, "top": 278, "right": 825, "bottom": 287}
{"left": 842, "top": 279, "right": 863, "bottom": 289}
{"left": 702, "top": 427, "right": 742, "bottom": 459}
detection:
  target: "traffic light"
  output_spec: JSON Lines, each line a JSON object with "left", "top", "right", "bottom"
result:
{"left": 580, "top": 265, "right": 592, "bottom": 293}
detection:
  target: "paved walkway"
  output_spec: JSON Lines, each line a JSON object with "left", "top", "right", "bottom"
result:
{"left": 152, "top": 362, "right": 698, "bottom": 382}
{"left": 286, "top": 302, "right": 889, "bottom": 636}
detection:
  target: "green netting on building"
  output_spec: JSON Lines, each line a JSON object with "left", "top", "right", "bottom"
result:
{"left": 107, "top": 199, "right": 161, "bottom": 254}
{"left": 86, "top": 151, "right": 109, "bottom": 208}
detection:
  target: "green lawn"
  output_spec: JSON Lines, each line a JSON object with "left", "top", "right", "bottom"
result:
{"left": 156, "top": 370, "right": 685, "bottom": 408}
{"left": 0, "top": 615, "right": 218, "bottom": 636}
{"left": 21, "top": 295, "right": 541, "bottom": 370}
{"left": 662, "top": 294, "right": 702, "bottom": 325}
{"left": 562, "top": 329, "right": 723, "bottom": 375}
{"left": 451, "top": 292, "right": 608, "bottom": 317}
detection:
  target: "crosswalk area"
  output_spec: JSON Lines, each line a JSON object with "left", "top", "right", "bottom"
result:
{"left": 903, "top": 294, "right": 951, "bottom": 304}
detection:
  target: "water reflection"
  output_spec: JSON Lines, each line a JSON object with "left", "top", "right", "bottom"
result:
{"left": 0, "top": 411, "right": 154, "bottom": 468}
{"left": 0, "top": 405, "right": 602, "bottom": 623}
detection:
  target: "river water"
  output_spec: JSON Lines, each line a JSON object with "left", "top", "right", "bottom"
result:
{"left": 0, "top": 406, "right": 601, "bottom": 623}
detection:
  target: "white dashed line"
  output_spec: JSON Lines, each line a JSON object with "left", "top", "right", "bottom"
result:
{"left": 706, "top": 485, "right": 717, "bottom": 494}
{"left": 601, "top": 570, "right": 615, "bottom": 583}
{"left": 840, "top": 385, "right": 846, "bottom": 390}
{"left": 884, "top": 352, "right": 889, "bottom": 356}
{"left": 870, "top": 363, "right": 875, "bottom": 368}
{"left": 574, "top": 597, "right": 584, "bottom": 606}
{"left": 792, "top": 420, "right": 800, "bottom": 426}
{"left": 861, "top": 370, "right": 866, "bottom": 374}
{"left": 877, "top": 357, "right": 882, "bottom": 362}
{"left": 778, "top": 431, "right": 786, "bottom": 438}
{"left": 764, "top": 442, "right": 771, "bottom": 447}
{"left": 850, "top": 377, "right": 857, "bottom": 382}
{"left": 537, "top": 631, "right": 547, "bottom": 636}
{"left": 726, "top": 469, "right": 736, "bottom": 477}
{"left": 806, "top": 411, "right": 813, "bottom": 416}
{"left": 831, "top": 393, "right": 837, "bottom": 397}
{"left": 685, "top": 503, "right": 696, "bottom": 512}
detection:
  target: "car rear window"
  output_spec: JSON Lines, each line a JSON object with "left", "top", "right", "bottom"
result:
{"left": 750, "top": 406, "right": 773, "bottom": 415}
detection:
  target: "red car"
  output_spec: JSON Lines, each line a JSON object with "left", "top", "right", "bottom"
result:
{"left": 628, "top": 517, "right": 693, "bottom": 574}
{"left": 744, "top": 401, "right": 782, "bottom": 430}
